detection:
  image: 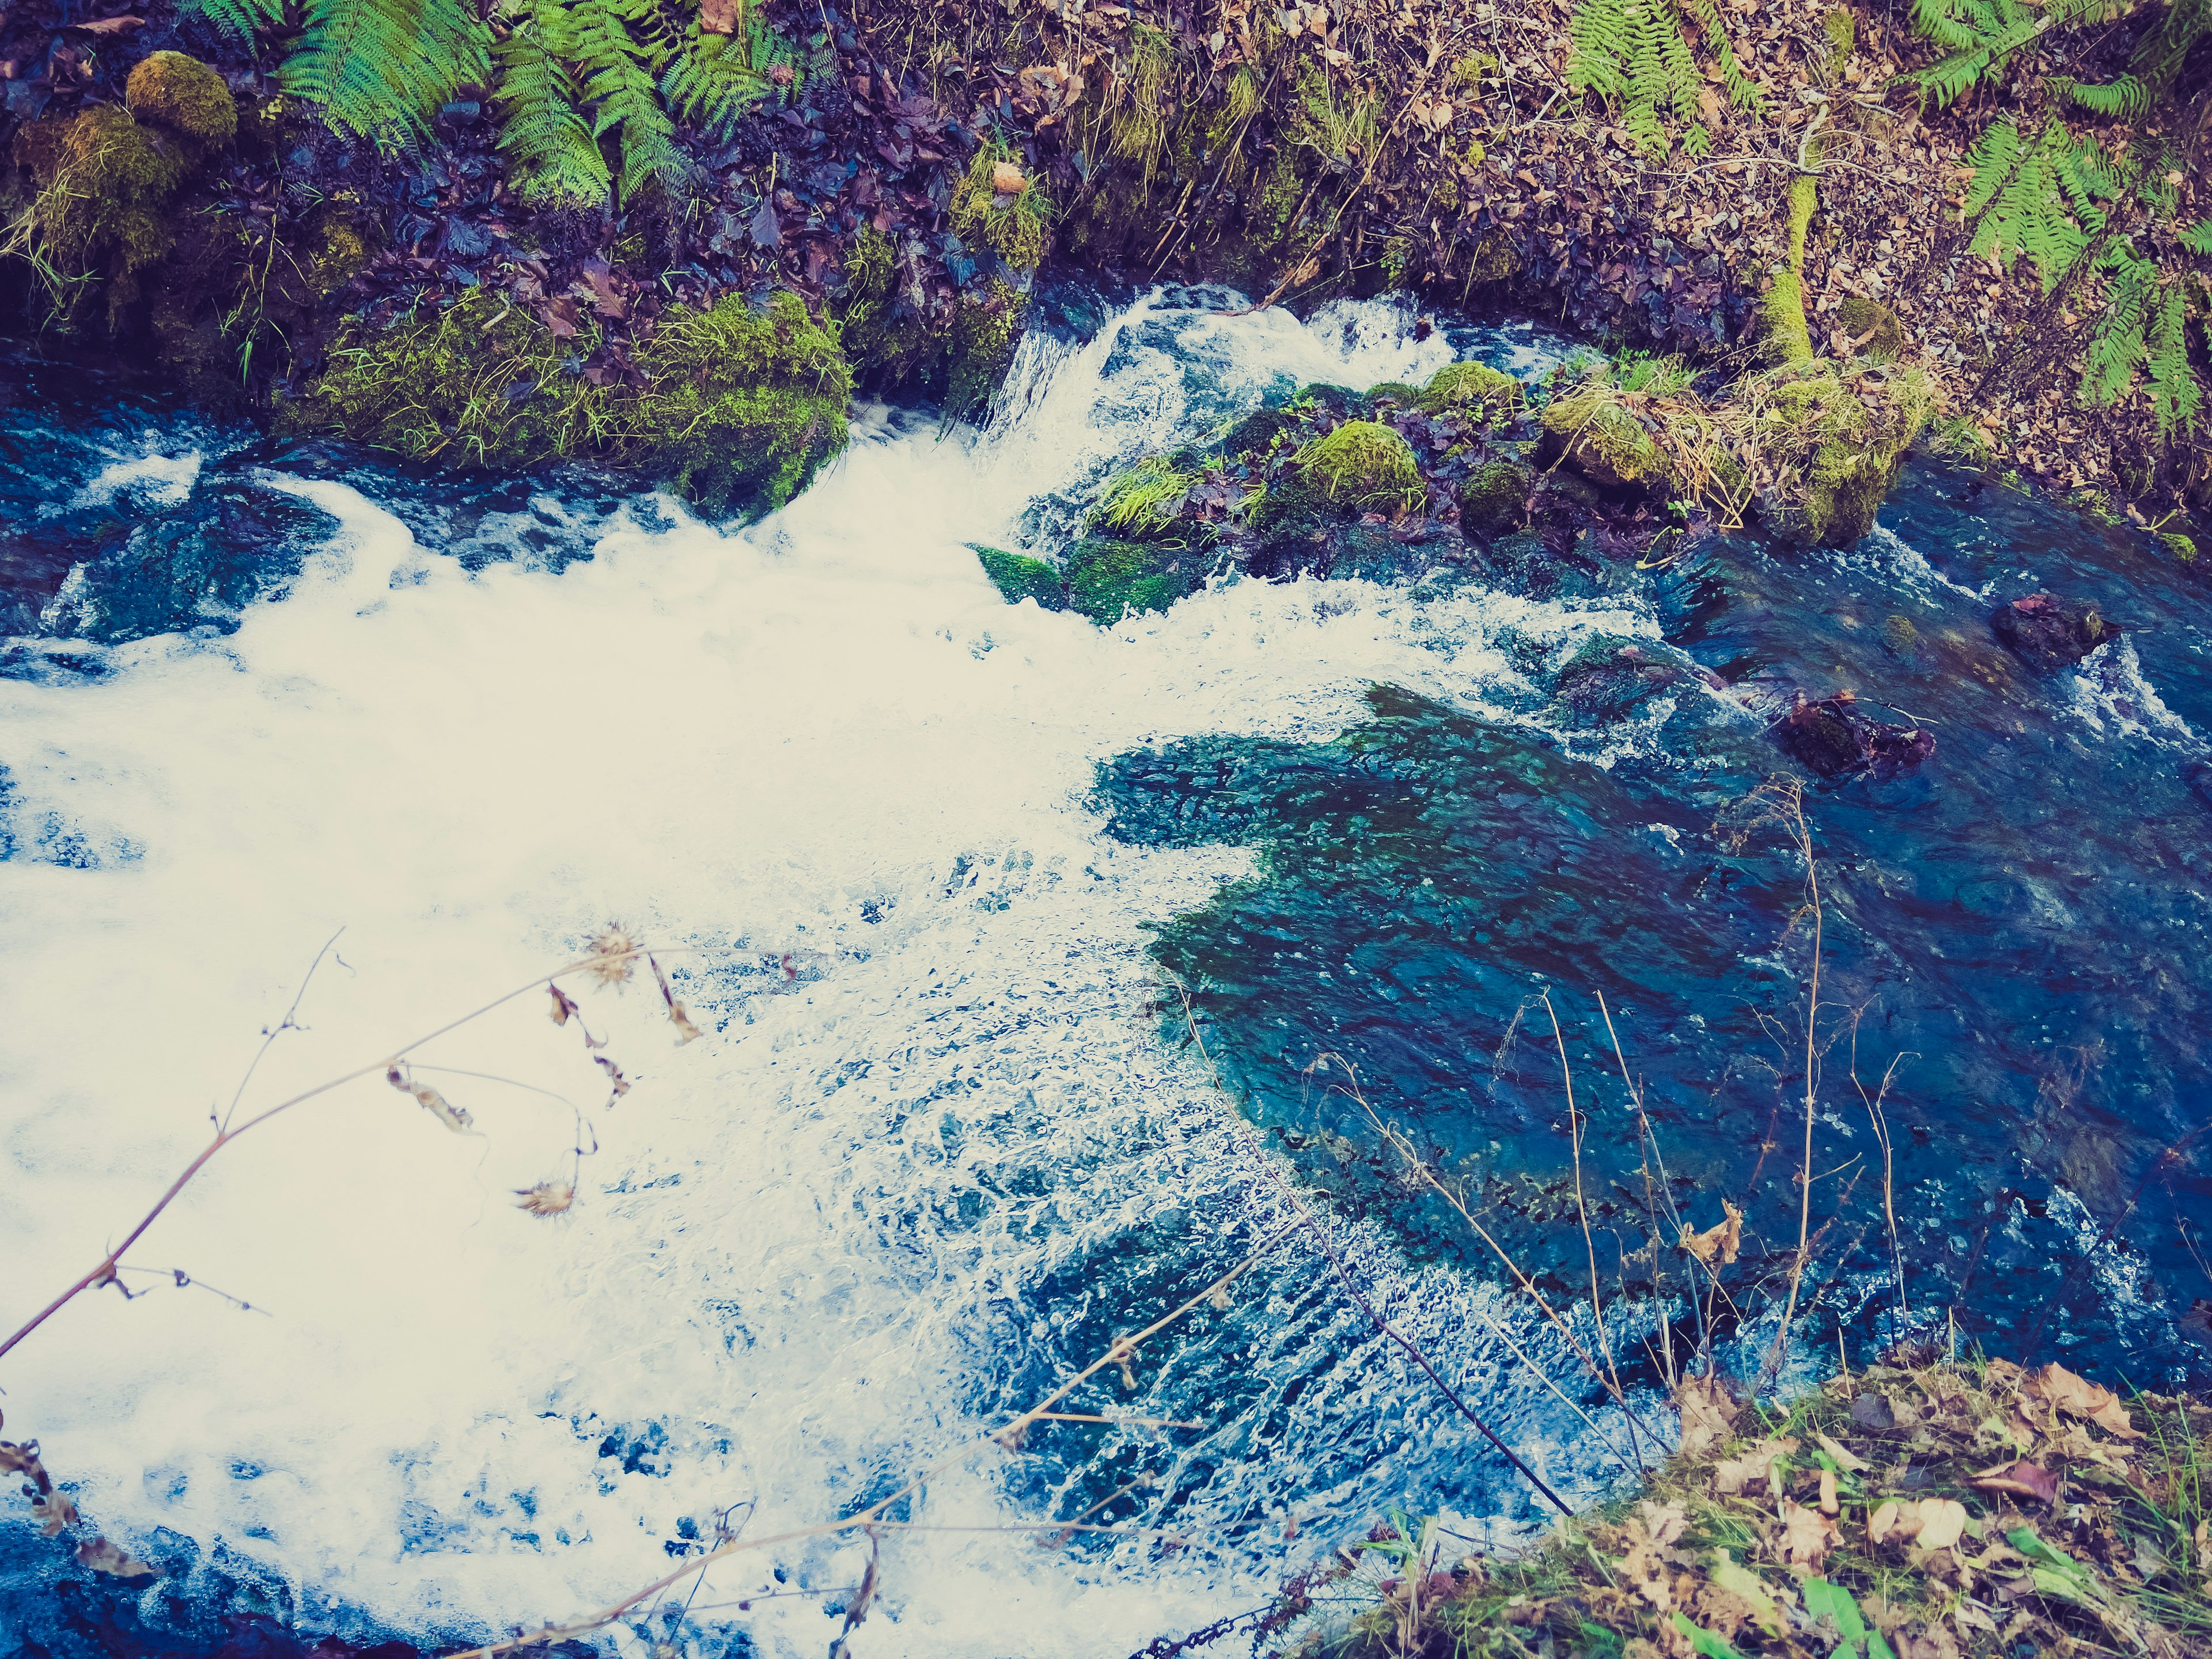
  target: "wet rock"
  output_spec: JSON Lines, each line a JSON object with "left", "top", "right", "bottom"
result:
{"left": 1063, "top": 536, "right": 1204, "bottom": 623}
{"left": 1777, "top": 689, "right": 1934, "bottom": 781}
{"left": 1460, "top": 460, "right": 1534, "bottom": 535}
{"left": 1991, "top": 592, "right": 2119, "bottom": 668}
{"left": 2184, "top": 759, "right": 2212, "bottom": 813}
{"left": 1546, "top": 633, "right": 1711, "bottom": 729}
{"left": 972, "top": 544, "right": 1064, "bottom": 609}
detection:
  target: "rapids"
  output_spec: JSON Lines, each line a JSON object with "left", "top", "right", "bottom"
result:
{"left": 0, "top": 289, "right": 2206, "bottom": 1658}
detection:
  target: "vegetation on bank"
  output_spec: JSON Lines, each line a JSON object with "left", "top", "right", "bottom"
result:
{"left": 0, "top": 0, "right": 2202, "bottom": 533}
{"left": 1272, "top": 1355, "right": 2211, "bottom": 1659}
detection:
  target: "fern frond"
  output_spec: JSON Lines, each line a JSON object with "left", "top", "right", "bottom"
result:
{"left": 177, "top": 0, "right": 284, "bottom": 45}
{"left": 282, "top": 0, "right": 491, "bottom": 139}
{"left": 662, "top": 25, "right": 774, "bottom": 135}
{"left": 2055, "top": 73, "right": 2149, "bottom": 118}
{"left": 1568, "top": 0, "right": 1635, "bottom": 101}
{"left": 568, "top": 0, "right": 679, "bottom": 198}
{"left": 494, "top": 2, "right": 612, "bottom": 205}
{"left": 2146, "top": 283, "right": 2203, "bottom": 437}
{"left": 2082, "top": 246, "right": 2153, "bottom": 408}
{"left": 1570, "top": 0, "right": 1750, "bottom": 157}
{"left": 1959, "top": 118, "right": 2023, "bottom": 219}
{"left": 1691, "top": 0, "right": 1766, "bottom": 113}
{"left": 1965, "top": 122, "right": 2090, "bottom": 293}
{"left": 2128, "top": 0, "right": 2212, "bottom": 96}
{"left": 2181, "top": 219, "right": 2212, "bottom": 255}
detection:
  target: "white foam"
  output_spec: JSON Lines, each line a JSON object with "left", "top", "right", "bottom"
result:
{"left": 0, "top": 297, "right": 1637, "bottom": 1654}
{"left": 70, "top": 442, "right": 203, "bottom": 509}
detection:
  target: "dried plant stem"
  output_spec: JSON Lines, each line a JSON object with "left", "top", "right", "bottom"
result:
{"left": 0, "top": 942, "right": 670, "bottom": 1367}
{"left": 1594, "top": 991, "right": 1685, "bottom": 1387}
{"left": 1848, "top": 1012, "right": 1912, "bottom": 1342}
{"left": 1766, "top": 781, "right": 1824, "bottom": 1386}
{"left": 1541, "top": 993, "right": 1642, "bottom": 1474}
{"left": 441, "top": 1221, "right": 1308, "bottom": 1659}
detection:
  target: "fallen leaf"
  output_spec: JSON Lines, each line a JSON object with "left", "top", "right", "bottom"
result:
{"left": 699, "top": 0, "right": 738, "bottom": 32}
{"left": 1779, "top": 1497, "right": 1837, "bottom": 1566}
{"left": 541, "top": 296, "right": 581, "bottom": 339}
{"left": 77, "top": 1536, "right": 157, "bottom": 1578}
{"left": 1970, "top": 1459, "right": 2058, "bottom": 1505}
{"left": 1815, "top": 1431, "right": 1868, "bottom": 1472}
{"left": 1819, "top": 1465, "right": 1840, "bottom": 1515}
{"left": 990, "top": 160, "right": 1027, "bottom": 194}
{"left": 69, "top": 14, "right": 144, "bottom": 31}
{"left": 577, "top": 258, "right": 627, "bottom": 319}
{"left": 595, "top": 1054, "right": 631, "bottom": 1101}
{"left": 1680, "top": 1202, "right": 1743, "bottom": 1266}
{"left": 32, "top": 1490, "right": 78, "bottom": 1536}
{"left": 1714, "top": 1437, "right": 1796, "bottom": 1497}
{"left": 1676, "top": 1372, "right": 1739, "bottom": 1457}
{"left": 2023, "top": 1362, "right": 2141, "bottom": 1440}
{"left": 1917, "top": 1498, "right": 1969, "bottom": 1551}
{"left": 549, "top": 983, "right": 580, "bottom": 1025}
{"left": 387, "top": 1063, "right": 474, "bottom": 1133}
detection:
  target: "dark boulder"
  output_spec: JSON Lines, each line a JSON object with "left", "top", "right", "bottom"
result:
{"left": 2185, "top": 759, "right": 2212, "bottom": 813}
{"left": 1547, "top": 633, "right": 1714, "bottom": 729}
{"left": 1778, "top": 690, "right": 1934, "bottom": 781}
{"left": 1991, "top": 592, "right": 2119, "bottom": 669}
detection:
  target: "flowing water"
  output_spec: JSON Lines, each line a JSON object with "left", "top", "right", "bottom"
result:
{"left": 0, "top": 291, "right": 2206, "bottom": 1658}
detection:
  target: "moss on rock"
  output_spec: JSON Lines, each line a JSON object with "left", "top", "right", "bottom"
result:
{"left": 972, "top": 545, "right": 1065, "bottom": 608}
{"left": 631, "top": 290, "right": 851, "bottom": 518}
{"left": 1063, "top": 536, "right": 1201, "bottom": 623}
{"left": 950, "top": 140, "right": 1054, "bottom": 272}
{"left": 1293, "top": 419, "right": 1423, "bottom": 512}
{"left": 1748, "top": 360, "right": 1933, "bottom": 546}
{"left": 1094, "top": 453, "right": 1202, "bottom": 535}
{"left": 1418, "top": 360, "right": 1522, "bottom": 419}
{"left": 125, "top": 51, "right": 238, "bottom": 147}
{"left": 946, "top": 277, "right": 1029, "bottom": 421}
{"left": 1540, "top": 380, "right": 1670, "bottom": 492}
{"left": 287, "top": 287, "right": 851, "bottom": 520}
{"left": 1835, "top": 295, "right": 1904, "bottom": 363}
{"left": 1460, "top": 459, "right": 1534, "bottom": 534}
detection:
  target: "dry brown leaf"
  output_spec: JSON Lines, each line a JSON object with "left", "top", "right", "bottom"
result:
{"left": 548, "top": 983, "right": 580, "bottom": 1026}
{"left": 1778, "top": 1496, "right": 1837, "bottom": 1566}
{"left": 595, "top": 1055, "right": 631, "bottom": 1101}
{"left": 77, "top": 1536, "right": 157, "bottom": 1578}
{"left": 699, "top": 0, "right": 738, "bottom": 32}
{"left": 1969, "top": 1458, "right": 2058, "bottom": 1504}
{"left": 514, "top": 1180, "right": 575, "bottom": 1217}
{"left": 69, "top": 14, "right": 144, "bottom": 31}
{"left": 1676, "top": 1372, "right": 1738, "bottom": 1457}
{"left": 1814, "top": 1430, "right": 1868, "bottom": 1472}
{"left": 2023, "top": 1362, "right": 2142, "bottom": 1439}
{"left": 1679, "top": 1202, "right": 1743, "bottom": 1266}
{"left": 1714, "top": 1436, "right": 1796, "bottom": 1497}
{"left": 387, "top": 1064, "right": 474, "bottom": 1133}
{"left": 1819, "top": 1465, "right": 1840, "bottom": 1516}
{"left": 32, "top": 1490, "right": 78, "bottom": 1537}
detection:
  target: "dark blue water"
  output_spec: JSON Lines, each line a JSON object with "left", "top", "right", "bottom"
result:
{"left": 1099, "top": 464, "right": 2212, "bottom": 1384}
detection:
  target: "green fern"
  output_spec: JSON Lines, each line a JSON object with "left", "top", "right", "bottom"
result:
{"left": 2082, "top": 247, "right": 2155, "bottom": 407}
{"left": 1569, "top": 0, "right": 1756, "bottom": 159}
{"left": 281, "top": 0, "right": 491, "bottom": 140}
{"left": 1962, "top": 119, "right": 2097, "bottom": 293}
{"left": 176, "top": 0, "right": 284, "bottom": 45}
{"left": 662, "top": 16, "right": 801, "bottom": 138}
{"left": 1905, "top": 0, "right": 2084, "bottom": 106}
{"left": 2054, "top": 73, "right": 2150, "bottom": 119}
{"left": 566, "top": 0, "right": 679, "bottom": 199}
{"left": 2145, "top": 284, "right": 2202, "bottom": 437}
{"left": 2181, "top": 219, "right": 2212, "bottom": 255}
{"left": 494, "top": 1, "right": 612, "bottom": 205}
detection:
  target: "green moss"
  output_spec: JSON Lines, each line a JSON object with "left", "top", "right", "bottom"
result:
{"left": 946, "top": 278, "right": 1028, "bottom": 421}
{"left": 630, "top": 290, "right": 853, "bottom": 519}
{"left": 283, "top": 287, "right": 604, "bottom": 467}
{"left": 950, "top": 141, "right": 1055, "bottom": 272}
{"left": 1245, "top": 475, "right": 1326, "bottom": 536}
{"left": 30, "top": 103, "right": 194, "bottom": 324}
{"left": 1835, "top": 295, "right": 1904, "bottom": 363}
{"left": 972, "top": 545, "right": 1065, "bottom": 608}
{"left": 1063, "top": 536, "right": 1200, "bottom": 623}
{"left": 1753, "top": 361, "right": 1933, "bottom": 546}
{"left": 1764, "top": 172, "right": 1819, "bottom": 366}
{"left": 1821, "top": 6, "right": 1857, "bottom": 54}
{"left": 1293, "top": 420, "right": 1423, "bottom": 513}
{"left": 125, "top": 52, "right": 237, "bottom": 146}
{"left": 2161, "top": 531, "right": 2199, "bottom": 563}
{"left": 1417, "top": 360, "right": 1523, "bottom": 419}
{"left": 1460, "top": 460, "right": 1534, "bottom": 534}
{"left": 1108, "top": 25, "right": 1175, "bottom": 182}
{"left": 1540, "top": 381, "right": 1669, "bottom": 491}
{"left": 289, "top": 288, "right": 851, "bottom": 520}
{"left": 1095, "top": 453, "right": 1202, "bottom": 535}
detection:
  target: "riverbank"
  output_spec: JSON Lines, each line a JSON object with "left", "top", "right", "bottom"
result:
{"left": 1, "top": 0, "right": 2206, "bottom": 540}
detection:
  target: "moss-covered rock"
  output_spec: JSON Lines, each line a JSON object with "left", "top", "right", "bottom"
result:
{"left": 29, "top": 104, "right": 192, "bottom": 324}
{"left": 1539, "top": 381, "right": 1670, "bottom": 492}
{"left": 630, "top": 290, "right": 851, "bottom": 518}
{"left": 950, "top": 142, "right": 1054, "bottom": 272}
{"left": 947, "top": 278, "right": 1029, "bottom": 421}
{"left": 1293, "top": 419, "right": 1423, "bottom": 512}
{"left": 288, "top": 287, "right": 851, "bottom": 519}
{"left": 1751, "top": 361, "right": 1931, "bottom": 546}
{"left": 1460, "top": 459, "right": 1534, "bottom": 534}
{"left": 1418, "top": 360, "right": 1522, "bottom": 419}
{"left": 1094, "top": 454, "right": 1202, "bottom": 536}
{"left": 1835, "top": 296, "right": 1904, "bottom": 364}
{"left": 1063, "top": 536, "right": 1202, "bottom": 623}
{"left": 125, "top": 51, "right": 238, "bottom": 147}
{"left": 972, "top": 545, "right": 1065, "bottom": 608}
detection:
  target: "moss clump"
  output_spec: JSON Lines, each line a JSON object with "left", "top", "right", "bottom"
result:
{"left": 972, "top": 546, "right": 1065, "bottom": 608}
{"left": 2161, "top": 530, "right": 2199, "bottom": 564}
{"left": 1094, "top": 454, "right": 1202, "bottom": 535}
{"left": 289, "top": 288, "right": 851, "bottom": 520}
{"left": 950, "top": 141, "right": 1054, "bottom": 272}
{"left": 1293, "top": 420, "right": 1423, "bottom": 513}
{"left": 1750, "top": 360, "right": 1933, "bottom": 546}
{"left": 1063, "top": 536, "right": 1200, "bottom": 623}
{"left": 1417, "top": 360, "right": 1523, "bottom": 419}
{"left": 26, "top": 104, "right": 192, "bottom": 324}
{"left": 1821, "top": 5, "right": 1857, "bottom": 54}
{"left": 283, "top": 287, "right": 604, "bottom": 468}
{"left": 946, "top": 277, "right": 1028, "bottom": 421}
{"left": 1764, "top": 171, "right": 1819, "bottom": 366}
{"left": 1460, "top": 460, "right": 1534, "bottom": 534}
{"left": 1540, "top": 380, "right": 1671, "bottom": 491}
{"left": 629, "top": 290, "right": 852, "bottom": 518}
{"left": 125, "top": 51, "right": 238, "bottom": 146}
{"left": 1835, "top": 295, "right": 1904, "bottom": 363}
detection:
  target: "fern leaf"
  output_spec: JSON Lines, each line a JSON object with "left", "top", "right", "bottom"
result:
{"left": 2055, "top": 73, "right": 2149, "bottom": 118}
{"left": 662, "top": 25, "right": 774, "bottom": 136}
{"left": 2081, "top": 247, "right": 2153, "bottom": 408}
{"left": 2181, "top": 219, "right": 2212, "bottom": 255}
{"left": 282, "top": 0, "right": 491, "bottom": 140}
{"left": 2146, "top": 285, "right": 2203, "bottom": 437}
{"left": 177, "top": 0, "right": 283, "bottom": 45}
{"left": 568, "top": 0, "right": 680, "bottom": 198}
{"left": 494, "top": 2, "right": 612, "bottom": 205}
{"left": 1568, "top": 0, "right": 1635, "bottom": 103}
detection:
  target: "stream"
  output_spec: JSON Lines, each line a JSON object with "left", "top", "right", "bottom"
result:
{"left": 1, "top": 289, "right": 2207, "bottom": 1658}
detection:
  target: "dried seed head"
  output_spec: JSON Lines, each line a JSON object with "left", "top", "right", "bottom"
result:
{"left": 586, "top": 924, "right": 638, "bottom": 988}
{"left": 514, "top": 1180, "right": 575, "bottom": 1218}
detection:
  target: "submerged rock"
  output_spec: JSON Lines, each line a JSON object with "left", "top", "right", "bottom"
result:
{"left": 1547, "top": 633, "right": 1716, "bottom": 729}
{"left": 1991, "top": 592, "right": 2119, "bottom": 669}
{"left": 1777, "top": 689, "right": 1935, "bottom": 781}
{"left": 972, "top": 544, "right": 1065, "bottom": 609}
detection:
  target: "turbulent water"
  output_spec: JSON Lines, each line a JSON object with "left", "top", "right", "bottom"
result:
{"left": 1, "top": 291, "right": 2207, "bottom": 1658}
